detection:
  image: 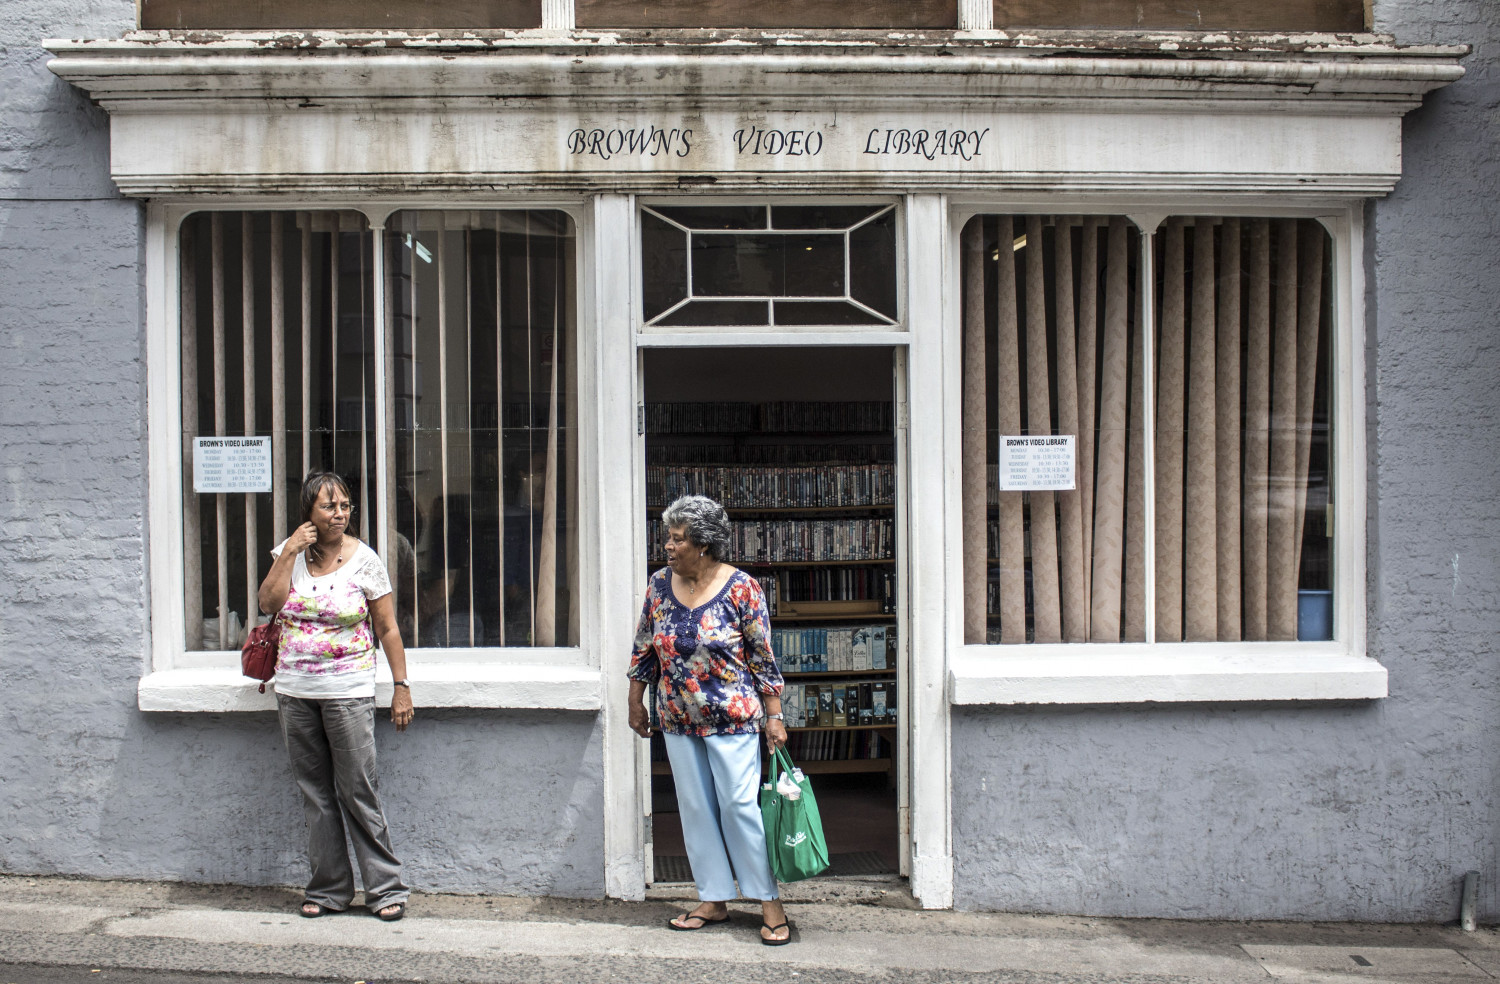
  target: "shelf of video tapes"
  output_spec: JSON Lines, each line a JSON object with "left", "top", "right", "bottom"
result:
{"left": 647, "top": 517, "right": 893, "bottom": 565}
{"left": 754, "top": 568, "right": 896, "bottom": 618}
{"left": 773, "top": 623, "right": 894, "bottom": 674}
{"left": 782, "top": 677, "right": 897, "bottom": 730}
{"left": 780, "top": 678, "right": 897, "bottom": 772}
{"left": 775, "top": 625, "right": 898, "bottom": 773}
{"left": 647, "top": 463, "right": 895, "bottom": 510}
{"left": 649, "top": 727, "right": 892, "bottom": 775}
{"left": 644, "top": 401, "right": 893, "bottom": 435}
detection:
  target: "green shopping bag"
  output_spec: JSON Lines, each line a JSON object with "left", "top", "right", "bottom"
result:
{"left": 759, "top": 747, "right": 830, "bottom": 882}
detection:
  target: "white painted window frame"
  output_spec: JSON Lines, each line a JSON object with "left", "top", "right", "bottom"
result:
{"left": 140, "top": 199, "right": 605, "bottom": 713}
{"left": 942, "top": 200, "right": 1380, "bottom": 706}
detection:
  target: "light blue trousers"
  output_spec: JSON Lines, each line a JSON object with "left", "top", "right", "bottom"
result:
{"left": 663, "top": 731, "right": 780, "bottom": 902}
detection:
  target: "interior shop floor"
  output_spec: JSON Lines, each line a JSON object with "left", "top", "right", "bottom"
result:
{"left": 653, "top": 772, "right": 899, "bottom": 882}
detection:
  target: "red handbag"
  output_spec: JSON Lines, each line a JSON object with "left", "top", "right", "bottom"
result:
{"left": 240, "top": 614, "right": 282, "bottom": 693}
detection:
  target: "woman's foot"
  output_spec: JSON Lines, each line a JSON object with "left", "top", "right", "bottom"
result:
{"left": 300, "top": 900, "right": 335, "bottom": 918}
{"left": 376, "top": 902, "right": 406, "bottom": 922}
{"left": 668, "top": 902, "right": 729, "bottom": 930}
{"left": 760, "top": 900, "right": 791, "bottom": 945}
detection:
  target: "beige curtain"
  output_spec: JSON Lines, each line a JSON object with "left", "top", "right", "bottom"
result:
{"left": 963, "top": 214, "right": 1327, "bottom": 645}
{"left": 962, "top": 215, "right": 1145, "bottom": 644}
{"left": 533, "top": 216, "right": 561, "bottom": 647}
{"left": 1155, "top": 217, "right": 1328, "bottom": 642}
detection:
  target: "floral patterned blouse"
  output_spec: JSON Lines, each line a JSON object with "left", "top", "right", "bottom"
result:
{"left": 270, "top": 539, "right": 392, "bottom": 700}
{"left": 628, "top": 567, "right": 783, "bottom": 737}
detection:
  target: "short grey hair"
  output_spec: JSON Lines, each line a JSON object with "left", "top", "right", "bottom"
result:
{"left": 661, "top": 495, "right": 732, "bottom": 561}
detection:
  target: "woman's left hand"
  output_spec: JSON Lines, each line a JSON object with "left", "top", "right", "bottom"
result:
{"left": 765, "top": 717, "right": 788, "bottom": 752}
{"left": 391, "top": 686, "right": 414, "bottom": 732}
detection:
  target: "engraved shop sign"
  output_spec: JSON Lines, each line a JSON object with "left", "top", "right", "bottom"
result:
{"left": 563, "top": 117, "right": 994, "bottom": 167}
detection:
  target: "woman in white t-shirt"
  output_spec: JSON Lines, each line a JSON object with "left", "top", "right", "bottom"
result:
{"left": 258, "top": 472, "right": 414, "bottom": 922}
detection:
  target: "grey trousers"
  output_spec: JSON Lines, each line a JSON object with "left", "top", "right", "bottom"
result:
{"left": 277, "top": 694, "right": 409, "bottom": 912}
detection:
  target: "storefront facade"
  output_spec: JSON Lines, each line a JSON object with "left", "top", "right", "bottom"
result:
{"left": 6, "top": 0, "right": 1496, "bottom": 918}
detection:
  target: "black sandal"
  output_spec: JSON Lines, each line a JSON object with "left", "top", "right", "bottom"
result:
{"left": 760, "top": 921, "right": 792, "bottom": 946}
{"left": 667, "top": 910, "right": 728, "bottom": 931}
{"left": 299, "top": 901, "right": 335, "bottom": 918}
{"left": 375, "top": 902, "right": 406, "bottom": 922}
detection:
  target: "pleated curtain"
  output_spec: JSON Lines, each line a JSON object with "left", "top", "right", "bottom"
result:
{"left": 1155, "top": 217, "right": 1327, "bottom": 642}
{"left": 962, "top": 215, "right": 1145, "bottom": 644}
{"left": 962, "top": 215, "right": 1329, "bottom": 645}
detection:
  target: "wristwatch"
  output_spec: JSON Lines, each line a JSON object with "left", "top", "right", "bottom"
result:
{"left": 393, "top": 680, "right": 410, "bottom": 688}
{"left": 767, "top": 712, "right": 784, "bottom": 720}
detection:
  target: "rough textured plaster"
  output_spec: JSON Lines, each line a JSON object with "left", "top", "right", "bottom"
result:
{"left": 1, "top": 0, "right": 607, "bottom": 897}
{"left": 952, "top": 0, "right": 1499, "bottom": 921}
{"left": 0, "top": 1, "right": 130, "bottom": 199}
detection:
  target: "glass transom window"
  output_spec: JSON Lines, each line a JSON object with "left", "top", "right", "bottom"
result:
{"left": 641, "top": 203, "right": 898, "bottom": 328}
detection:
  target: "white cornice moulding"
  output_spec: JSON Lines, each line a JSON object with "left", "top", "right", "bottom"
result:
{"left": 42, "top": 36, "right": 1465, "bottom": 199}
{"left": 949, "top": 646, "right": 1388, "bottom": 705}
{"left": 45, "top": 39, "right": 1465, "bottom": 104}
{"left": 138, "top": 664, "right": 604, "bottom": 712}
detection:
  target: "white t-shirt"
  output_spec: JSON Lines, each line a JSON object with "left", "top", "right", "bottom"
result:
{"left": 269, "top": 539, "right": 393, "bottom": 699}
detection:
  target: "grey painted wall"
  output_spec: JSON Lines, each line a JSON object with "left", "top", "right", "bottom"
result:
{"left": 0, "top": 1, "right": 606, "bottom": 898}
{"left": 952, "top": 1, "right": 1500, "bottom": 919}
{"left": 5, "top": 0, "right": 1496, "bottom": 917}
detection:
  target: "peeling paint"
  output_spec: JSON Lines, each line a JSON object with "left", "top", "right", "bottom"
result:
{"left": 51, "top": 27, "right": 1469, "bottom": 61}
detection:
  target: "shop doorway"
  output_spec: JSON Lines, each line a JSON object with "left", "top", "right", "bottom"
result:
{"left": 641, "top": 345, "right": 905, "bottom": 884}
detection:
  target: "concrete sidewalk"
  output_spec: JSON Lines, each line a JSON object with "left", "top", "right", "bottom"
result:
{"left": 1, "top": 874, "right": 1497, "bottom": 984}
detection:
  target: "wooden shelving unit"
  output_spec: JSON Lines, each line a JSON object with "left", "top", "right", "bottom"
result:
{"left": 646, "top": 401, "right": 899, "bottom": 779}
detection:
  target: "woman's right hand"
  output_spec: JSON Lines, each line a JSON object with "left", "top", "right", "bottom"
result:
{"left": 628, "top": 699, "right": 652, "bottom": 738}
{"left": 286, "top": 521, "right": 319, "bottom": 555}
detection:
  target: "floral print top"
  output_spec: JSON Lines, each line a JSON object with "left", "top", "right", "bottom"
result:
{"left": 270, "top": 539, "right": 392, "bottom": 700}
{"left": 628, "top": 567, "right": 783, "bottom": 737}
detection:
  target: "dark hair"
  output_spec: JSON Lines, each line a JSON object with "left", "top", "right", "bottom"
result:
{"left": 299, "top": 472, "right": 353, "bottom": 523}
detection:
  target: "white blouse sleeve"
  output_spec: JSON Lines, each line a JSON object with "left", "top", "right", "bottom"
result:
{"left": 352, "top": 551, "right": 394, "bottom": 601}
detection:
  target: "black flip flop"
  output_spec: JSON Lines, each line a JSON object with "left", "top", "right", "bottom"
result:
{"left": 375, "top": 902, "right": 406, "bottom": 922}
{"left": 299, "top": 901, "right": 335, "bottom": 918}
{"left": 667, "top": 911, "right": 729, "bottom": 931}
{"left": 761, "top": 921, "right": 792, "bottom": 946}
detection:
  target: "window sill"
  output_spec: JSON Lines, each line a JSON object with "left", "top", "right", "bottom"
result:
{"left": 137, "top": 663, "right": 603, "bottom": 712}
{"left": 949, "top": 644, "right": 1387, "bottom": 705}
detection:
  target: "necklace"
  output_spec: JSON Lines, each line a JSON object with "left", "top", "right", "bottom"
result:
{"left": 679, "top": 563, "right": 720, "bottom": 603}
{"left": 308, "top": 536, "right": 347, "bottom": 575}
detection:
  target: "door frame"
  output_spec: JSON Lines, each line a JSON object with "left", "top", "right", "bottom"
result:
{"left": 599, "top": 192, "right": 954, "bottom": 907}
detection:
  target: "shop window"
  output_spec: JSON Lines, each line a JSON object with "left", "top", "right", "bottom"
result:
{"left": 641, "top": 204, "right": 898, "bottom": 329}
{"left": 178, "top": 209, "right": 578, "bottom": 653}
{"left": 960, "top": 215, "right": 1333, "bottom": 645}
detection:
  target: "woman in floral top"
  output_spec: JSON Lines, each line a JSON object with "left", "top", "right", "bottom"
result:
{"left": 628, "top": 494, "right": 792, "bottom": 945}
{"left": 258, "top": 472, "right": 413, "bottom": 923}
